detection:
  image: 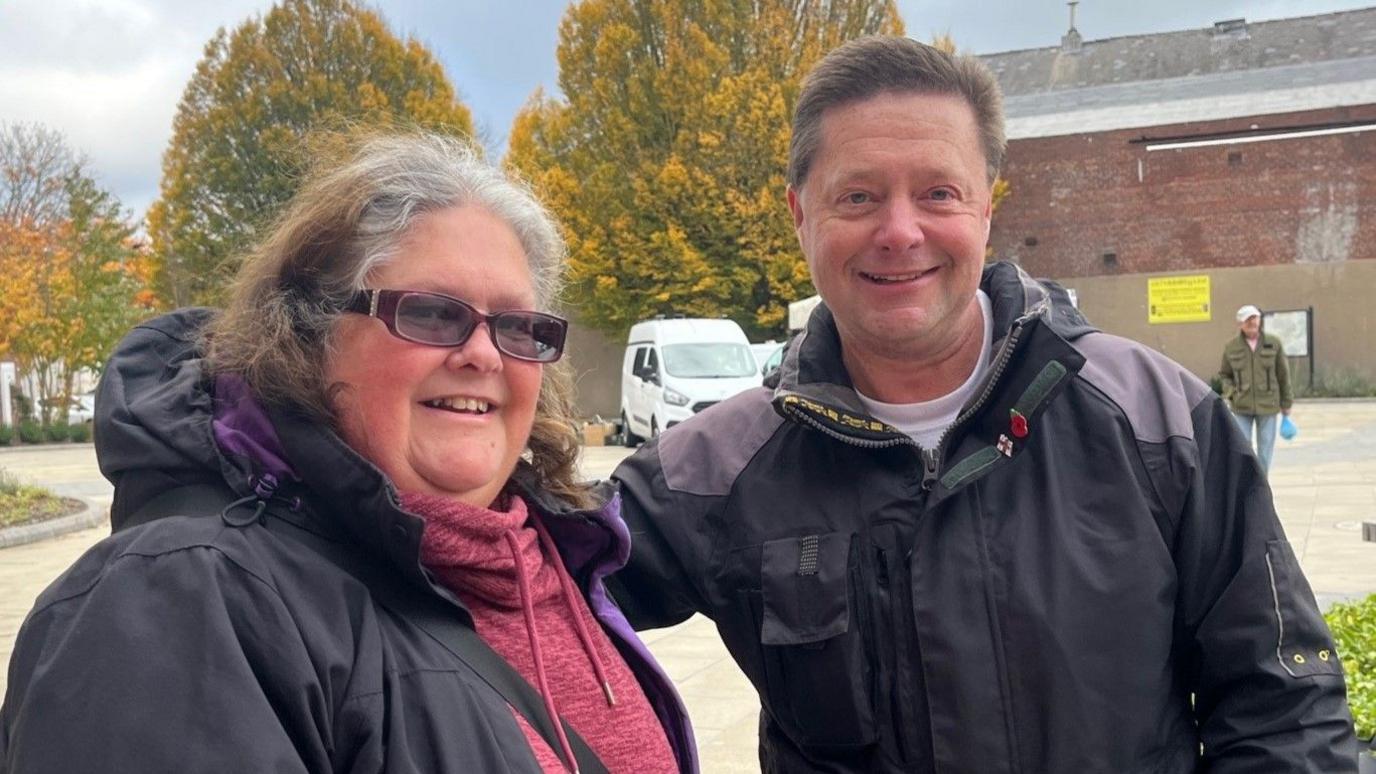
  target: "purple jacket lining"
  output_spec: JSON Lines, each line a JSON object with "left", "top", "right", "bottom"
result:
{"left": 209, "top": 375, "right": 696, "bottom": 770}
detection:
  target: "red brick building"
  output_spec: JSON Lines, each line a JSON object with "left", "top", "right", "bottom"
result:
{"left": 979, "top": 8, "right": 1376, "bottom": 381}
{"left": 984, "top": 8, "right": 1376, "bottom": 276}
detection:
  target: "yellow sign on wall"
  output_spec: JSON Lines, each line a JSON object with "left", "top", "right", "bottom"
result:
{"left": 1147, "top": 275, "right": 1211, "bottom": 324}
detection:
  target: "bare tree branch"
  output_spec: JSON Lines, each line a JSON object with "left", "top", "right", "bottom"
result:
{"left": 0, "top": 122, "right": 85, "bottom": 227}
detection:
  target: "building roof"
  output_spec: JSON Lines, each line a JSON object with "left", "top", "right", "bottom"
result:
{"left": 981, "top": 7, "right": 1376, "bottom": 138}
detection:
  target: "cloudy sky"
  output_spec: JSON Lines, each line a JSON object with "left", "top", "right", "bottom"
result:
{"left": 1, "top": 0, "right": 1370, "bottom": 221}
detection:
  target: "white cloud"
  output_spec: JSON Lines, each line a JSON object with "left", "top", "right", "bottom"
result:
{"left": 0, "top": 56, "right": 190, "bottom": 215}
{"left": 0, "top": 0, "right": 273, "bottom": 219}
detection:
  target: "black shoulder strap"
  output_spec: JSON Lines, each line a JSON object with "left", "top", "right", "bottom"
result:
{"left": 128, "top": 487, "right": 609, "bottom": 774}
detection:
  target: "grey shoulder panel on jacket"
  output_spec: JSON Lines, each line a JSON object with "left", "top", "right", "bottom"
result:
{"left": 1074, "top": 332, "right": 1214, "bottom": 444}
{"left": 656, "top": 387, "right": 783, "bottom": 497}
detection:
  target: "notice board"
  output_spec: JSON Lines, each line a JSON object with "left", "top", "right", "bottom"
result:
{"left": 1147, "top": 275, "right": 1211, "bottom": 324}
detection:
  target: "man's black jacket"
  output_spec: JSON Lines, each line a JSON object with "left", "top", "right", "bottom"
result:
{"left": 610, "top": 262, "right": 1355, "bottom": 772}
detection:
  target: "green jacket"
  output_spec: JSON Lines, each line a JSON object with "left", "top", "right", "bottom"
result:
{"left": 1219, "top": 333, "right": 1292, "bottom": 415}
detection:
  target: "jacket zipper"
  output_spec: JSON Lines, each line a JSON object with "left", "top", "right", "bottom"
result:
{"left": 849, "top": 546, "right": 887, "bottom": 760}
{"left": 921, "top": 320, "right": 1028, "bottom": 491}
{"left": 875, "top": 547, "right": 918, "bottom": 767}
{"left": 782, "top": 316, "right": 1031, "bottom": 491}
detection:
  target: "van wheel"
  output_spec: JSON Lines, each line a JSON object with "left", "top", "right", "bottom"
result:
{"left": 621, "top": 411, "right": 643, "bottom": 447}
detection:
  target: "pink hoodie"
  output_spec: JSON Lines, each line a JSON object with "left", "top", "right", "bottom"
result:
{"left": 405, "top": 491, "right": 677, "bottom": 773}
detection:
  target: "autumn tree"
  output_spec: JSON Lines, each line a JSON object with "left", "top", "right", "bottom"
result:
{"left": 0, "top": 174, "right": 156, "bottom": 424}
{"left": 147, "top": 0, "right": 475, "bottom": 306}
{"left": 506, "top": 0, "right": 903, "bottom": 340}
{"left": 0, "top": 124, "right": 156, "bottom": 424}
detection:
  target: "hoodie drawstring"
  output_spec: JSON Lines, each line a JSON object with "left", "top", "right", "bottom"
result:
{"left": 531, "top": 518, "right": 616, "bottom": 707}
{"left": 503, "top": 529, "right": 581, "bottom": 774}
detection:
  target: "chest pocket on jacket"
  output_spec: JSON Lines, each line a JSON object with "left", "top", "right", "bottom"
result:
{"left": 748, "top": 531, "right": 876, "bottom": 749}
{"left": 1227, "top": 351, "right": 1251, "bottom": 390}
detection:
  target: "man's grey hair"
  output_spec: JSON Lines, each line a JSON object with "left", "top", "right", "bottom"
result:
{"left": 788, "top": 35, "right": 1007, "bottom": 188}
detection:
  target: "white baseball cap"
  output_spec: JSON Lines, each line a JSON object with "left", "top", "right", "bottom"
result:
{"left": 1236, "top": 304, "right": 1262, "bottom": 322}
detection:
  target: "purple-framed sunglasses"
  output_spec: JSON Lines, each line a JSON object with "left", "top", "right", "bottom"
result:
{"left": 345, "top": 289, "right": 567, "bottom": 363}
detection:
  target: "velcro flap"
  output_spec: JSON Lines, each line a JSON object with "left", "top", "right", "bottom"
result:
{"left": 760, "top": 532, "right": 852, "bottom": 646}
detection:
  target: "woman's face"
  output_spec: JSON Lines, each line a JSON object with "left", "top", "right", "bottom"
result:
{"left": 326, "top": 205, "right": 544, "bottom": 508}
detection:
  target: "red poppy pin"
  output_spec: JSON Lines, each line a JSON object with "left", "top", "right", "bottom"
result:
{"left": 1009, "top": 409, "right": 1029, "bottom": 439}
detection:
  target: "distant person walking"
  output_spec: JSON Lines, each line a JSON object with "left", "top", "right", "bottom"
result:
{"left": 1220, "top": 304, "right": 1292, "bottom": 472}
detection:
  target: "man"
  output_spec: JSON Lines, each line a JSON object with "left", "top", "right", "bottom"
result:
{"left": 1220, "top": 304, "right": 1293, "bottom": 473}
{"left": 609, "top": 36, "right": 1354, "bottom": 772}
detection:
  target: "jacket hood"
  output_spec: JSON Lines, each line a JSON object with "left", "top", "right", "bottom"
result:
{"left": 95, "top": 308, "right": 255, "bottom": 530}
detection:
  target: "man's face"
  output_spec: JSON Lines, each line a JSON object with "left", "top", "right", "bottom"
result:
{"left": 1240, "top": 315, "right": 1261, "bottom": 338}
{"left": 787, "top": 91, "right": 992, "bottom": 363}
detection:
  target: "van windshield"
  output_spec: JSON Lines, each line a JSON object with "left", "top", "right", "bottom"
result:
{"left": 662, "top": 343, "right": 757, "bottom": 378}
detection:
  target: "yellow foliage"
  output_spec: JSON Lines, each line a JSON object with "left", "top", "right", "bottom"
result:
{"left": 506, "top": 0, "right": 903, "bottom": 339}
{"left": 148, "top": 0, "right": 475, "bottom": 307}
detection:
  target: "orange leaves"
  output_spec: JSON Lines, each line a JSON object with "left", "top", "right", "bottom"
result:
{"left": 0, "top": 222, "right": 50, "bottom": 357}
{"left": 0, "top": 173, "right": 160, "bottom": 389}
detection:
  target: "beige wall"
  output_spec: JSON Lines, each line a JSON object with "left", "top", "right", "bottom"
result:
{"left": 564, "top": 322, "right": 624, "bottom": 420}
{"left": 1061, "top": 261, "right": 1376, "bottom": 385}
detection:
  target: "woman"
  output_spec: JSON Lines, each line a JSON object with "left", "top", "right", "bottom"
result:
{"left": 0, "top": 132, "right": 695, "bottom": 773}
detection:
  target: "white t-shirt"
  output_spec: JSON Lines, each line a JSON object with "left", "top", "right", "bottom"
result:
{"left": 855, "top": 290, "right": 995, "bottom": 450}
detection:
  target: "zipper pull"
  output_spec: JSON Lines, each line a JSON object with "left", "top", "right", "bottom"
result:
{"left": 921, "top": 447, "right": 940, "bottom": 491}
{"left": 874, "top": 546, "right": 890, "bottom": 588}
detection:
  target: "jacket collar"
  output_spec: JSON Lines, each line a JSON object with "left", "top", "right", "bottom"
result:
{"left": 253, "top": 397, "right": 625, "bottom": 593}
{"left": 770, "top": 261, "right": 1094, "bottom": 444}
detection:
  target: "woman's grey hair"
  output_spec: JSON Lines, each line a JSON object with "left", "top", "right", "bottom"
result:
{"left": 206, "top": 129, "right": 594, "bottom": 507}
{"left": 338, "top": 133, "right": 565, "bottom": 309}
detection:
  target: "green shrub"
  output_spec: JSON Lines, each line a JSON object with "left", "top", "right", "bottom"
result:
{"left": 0, "top": 468, "right": 73, "bottom": 528}
{"left": 1325, "top": 593, "right": 1376, "bottom": 742}
{"left": 0, "top": 424, "right": 13, "bottom": 445}
{"left": 68, "top": 423, "right": 91, "bottom": 443}
{"left": 17, "top": 421, "right": 43, "bottom": 444}
{"left": 43, "top": 423, "right": 71, "bottom": 443}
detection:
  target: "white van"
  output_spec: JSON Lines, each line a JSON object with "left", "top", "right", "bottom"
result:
{"left": 620, "top": 318, "right": 761, "bottom": 445}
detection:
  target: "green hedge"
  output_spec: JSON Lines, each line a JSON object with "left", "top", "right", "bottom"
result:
{"left": 1326, "top": 594, "right": 1376, "bottom": 742}
{"left": 17, "top": 421, "right": 43, "bottom": 444}
{"left": 0, "top": 422, "right": 91, "bottom": 445}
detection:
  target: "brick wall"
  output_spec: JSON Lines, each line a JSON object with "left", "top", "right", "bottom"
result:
{"left": 990, "top": 105, "right": 1376, "bottom": 278}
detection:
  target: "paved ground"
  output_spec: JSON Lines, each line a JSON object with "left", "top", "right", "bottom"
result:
{"left": 2, "top": 400, "right": 1375, "bottom": 771}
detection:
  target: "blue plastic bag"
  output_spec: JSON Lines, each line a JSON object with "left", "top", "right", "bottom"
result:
{"left": 1279, "top": 414, "right": 1298, "bottom": 441}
